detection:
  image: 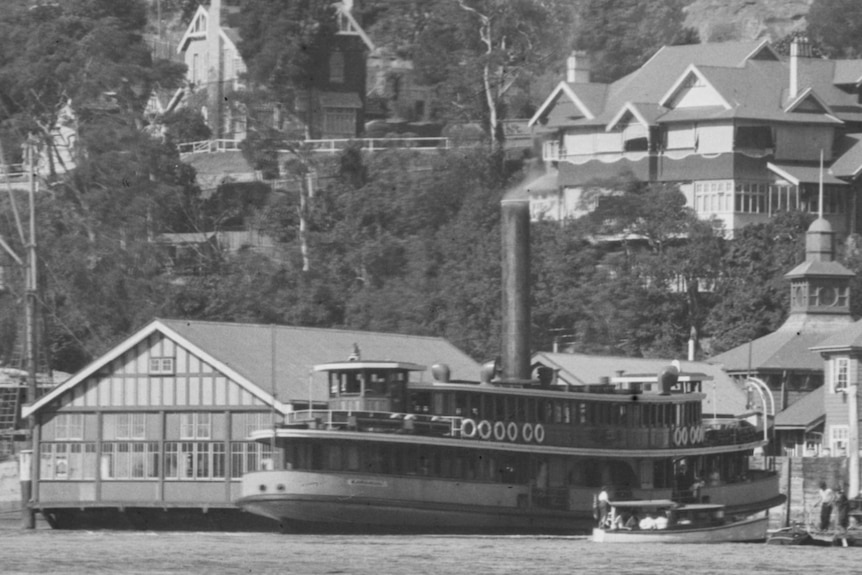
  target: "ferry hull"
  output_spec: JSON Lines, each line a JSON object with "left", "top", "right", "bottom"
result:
{"left": 236, "top": 470, "right": 781, "bottom": 535}
{"left": 240, "top": 495, "right": 593, "bottom": 534}
{"left": 592, "top": 516, "right": 769, "bottom": 544}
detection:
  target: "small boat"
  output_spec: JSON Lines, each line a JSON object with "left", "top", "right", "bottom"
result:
{"left": 766, "top": 523, "right": 861, "bottom": 547}
{"left": 592, "top": 500, "right": 768, "bottom": 543}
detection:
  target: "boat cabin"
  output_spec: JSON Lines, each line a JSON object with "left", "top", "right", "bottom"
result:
{"left": 317, "top": 360, "right": 425, "bottom": 413}
{"left": 607, "top": 499, "right": 727, "bottom": 530}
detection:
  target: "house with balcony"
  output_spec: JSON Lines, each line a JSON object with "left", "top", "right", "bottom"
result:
{"left": 528, "top": 38, "right": 862, "bottom": 237}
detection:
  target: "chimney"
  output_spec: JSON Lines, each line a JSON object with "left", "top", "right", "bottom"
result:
{"left": 501, "top": 192, "right": 531, "bottom": 382}
{"left": 566, "top": 51, "right": 591, "bottom": 84}
{"left": 789, "top": 36, "right": 810, "bottom": 99}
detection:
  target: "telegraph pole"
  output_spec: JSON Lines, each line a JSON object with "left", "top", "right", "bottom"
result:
{"left": 20, "top": 138, "right": 38, "bottom": 529}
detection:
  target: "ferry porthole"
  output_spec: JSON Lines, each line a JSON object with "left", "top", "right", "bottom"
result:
{"left": 534, "top": 423, "right": 545, "bottom": 444}
{"left": 522, "top": 423, "right": 534, "bottom": 442}
{"left": 673, "top": 427, "right": 682, "bottom": 446}
{"left": 259, "top": 484, "right": 267, "bottom": 492}
{"left": 478, "top": 420, "right": 493, "bottom": 440}
{"left": 276, "top": 484, "right": 286, "bottom": 492}
{"left": 493, "top": 421, "right": 506, "bottom": 441}
{"left": 680, "top": 427, "right": 689, "bottom": 446}
{"left": 506, "top": 421, "right": 519, "bottom": 442}
{"left": 461, "top": 418, "right": 477, "bottom": 439}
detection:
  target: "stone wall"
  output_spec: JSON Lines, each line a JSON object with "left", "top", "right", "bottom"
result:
{"left": 767, "top": 456, "right": 854, "bottom": 530}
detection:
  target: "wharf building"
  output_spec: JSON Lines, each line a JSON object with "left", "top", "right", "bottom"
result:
{"left": 528, "top": 38, "right": 862, "bottom": 238}
{"left": 19, "top": 319, "right": 480, "bottom": 529}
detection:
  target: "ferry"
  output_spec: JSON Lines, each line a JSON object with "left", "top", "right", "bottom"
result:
{"left": 236, "top": 194, "right": 784, "bottom": 534}
{"left": 235, "top": 358, "right": 784, "bottom": 534}
{"left": 592, "top": 500, "right": 768, "bottom": 543}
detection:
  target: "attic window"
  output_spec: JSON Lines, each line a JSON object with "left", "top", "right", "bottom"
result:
{"left": 149, "top": 357, "right": 175, "bottom": 375}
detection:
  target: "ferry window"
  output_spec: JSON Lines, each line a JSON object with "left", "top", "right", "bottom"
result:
{"left": 329, "top": 374, "right": 339, "bottom": 397}
{"left": 554, "top": 401, "right": 563, "bottom": 424}
{"left": 494, "top": 396, "right": 506, "bottom": 421}
{"left": 327, "top": 445, "right": 343, "bottom": 470}
{"left": 340, "top": 372, "right": 362, "bottom": 395}
{"left": 410, "top": 391, "right": 431, "bottom": 414}
{"left": 525, "top": 398, "right": 536, "bottom": 422}
{"left": 367, "top": 371, "right": 387, "bottom": 395}
{"left": 578, "top": 402, "right": 587, "bottom": 425}
{"left": 455, "top": 392, "right": 468, "bottom": 417}
{"left": 346, "top": 445, "right": 360, "bottom": 471}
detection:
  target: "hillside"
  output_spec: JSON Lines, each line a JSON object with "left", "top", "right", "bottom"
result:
{"left": 683, "top": 0, "right": 813, "bottom": 43}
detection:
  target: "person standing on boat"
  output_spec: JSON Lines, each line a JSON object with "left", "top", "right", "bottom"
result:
{"left": 814, "top": 481, "right": 835, "bottom": 531}
{"left": 596, "top": 486, "right": 610, "bottom": 527}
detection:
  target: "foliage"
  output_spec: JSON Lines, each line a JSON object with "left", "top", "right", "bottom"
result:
{"left": 704, "top": 212, "right": 812, "bottom": 354}
{"left": 410, "top": 0, "right": 574, "bottom": 144}
{"left": 806, "top": 0, "right": 862, "bottom": 58}
{"left": 571, "top": 0, "right": 699, "bottom": 83}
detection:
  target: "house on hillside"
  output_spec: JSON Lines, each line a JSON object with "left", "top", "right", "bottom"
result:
{"left": 175, "top": 0, "right": 370, "bottom": 141}
{"left": 529, "top": 38, "right": 862, "bottom": 237}
{"left": 19, "top": 318, "right": 481, "bottom": 529}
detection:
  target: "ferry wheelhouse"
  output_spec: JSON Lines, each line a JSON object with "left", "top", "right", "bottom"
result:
{"left": 236, "top": 359, "right": 783, "bottom": 534}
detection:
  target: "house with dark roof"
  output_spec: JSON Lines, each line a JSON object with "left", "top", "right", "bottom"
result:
{"left": 19, "top": 318, "right": 480, "bottom": 529}
{"left": 528, "top": 38, "right": 862, "bottom": 237}
{"left": 175, "top": 0, "right": 369, "bottom": 141}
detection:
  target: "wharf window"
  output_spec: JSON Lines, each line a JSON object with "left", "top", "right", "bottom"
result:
{"left": 164, "top": 442, "right": 225, "bottom": 480}
{"left": 149, "top": 357, "right": 175, "bottom": 375}
{"left": 234, "top": 412, "right": 273, "bottom": 439}
{"left": 54, "top": 413, "right": 84, "bottom": 440}
{"left": 40, "top": 442, "right": 96, "bottom": 480}
{"left": 833, "top": 358, "right": 849, "bottom": 394}
{"left": 180, "top": 413, "right": 211, "bottom": 439}
{"left": 104, "top": 413, "right": 147, "bottom": 440}
{"left": 230, "top": 441, "right": 273, "bottom": 478}
{"left": 830, "top": 426, "right": 849, "bottom": 456}
{"left": 101, "top": 442, "right": 160, "bottom": 479}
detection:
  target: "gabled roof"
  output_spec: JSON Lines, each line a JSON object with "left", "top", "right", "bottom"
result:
{"left": 811, "top": 318, "right": 862, "bottom": 352}
{"left": 24, "top": 319, "right": 482, "bottom": 418}
{"left": 830, "top": 134, "right": 862, "bottom": 179}
{"left": 658, "top": 65, "right": 733, "bottom": 110}
{"left": 767, "top": 163, "right": 848, "bottom": 186}
{"left": 529, "top": 82, "right": 605, "bottom": 127}
{"left": 708, "top": 327, "right": 839, "bottom": 374}
{"left": 532, "top": 39, "right": 862, "bottom": 135}
{"left": 532, "top": 352, "right": 747, "bottom": 416}
{"left": 178, "top": 5, "right": 209, "bottom": 52}
{"left": 774, "top": 386, "right": 824, "bottom": 430}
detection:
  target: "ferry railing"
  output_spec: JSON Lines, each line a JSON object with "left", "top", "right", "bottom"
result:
{"left": 283, "top": 409, "right": 460, "bottom": 436}
{"left": 177, "top": 137, "right": 452, "bottom": 157}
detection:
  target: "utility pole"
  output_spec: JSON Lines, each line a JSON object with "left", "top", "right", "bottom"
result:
{"left": 20, "top": 138, "right": 38, "bottom": 529}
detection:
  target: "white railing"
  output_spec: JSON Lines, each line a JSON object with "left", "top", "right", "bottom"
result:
{"left": 1, "top": 164, "right": 27, "bottom": 181}
{"left": 178, "top": 137, "right": 451, "bottom": 157}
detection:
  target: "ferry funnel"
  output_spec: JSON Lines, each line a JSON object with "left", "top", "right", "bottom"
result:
{"left": 501, "top": 190, "right": 531, "bottom": 381}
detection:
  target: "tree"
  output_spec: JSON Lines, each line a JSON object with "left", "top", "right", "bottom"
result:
{"left": 572, "top": 0, "right": 698, "bottom": 83}
{"left": 806, "top": 0, "right": 862, "bottom": 58}
{"left": 412, "top": 0, "right": 574, "bottom": 146}
{"left": 704, "top": 212, "right": 812, "bottom": 355}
